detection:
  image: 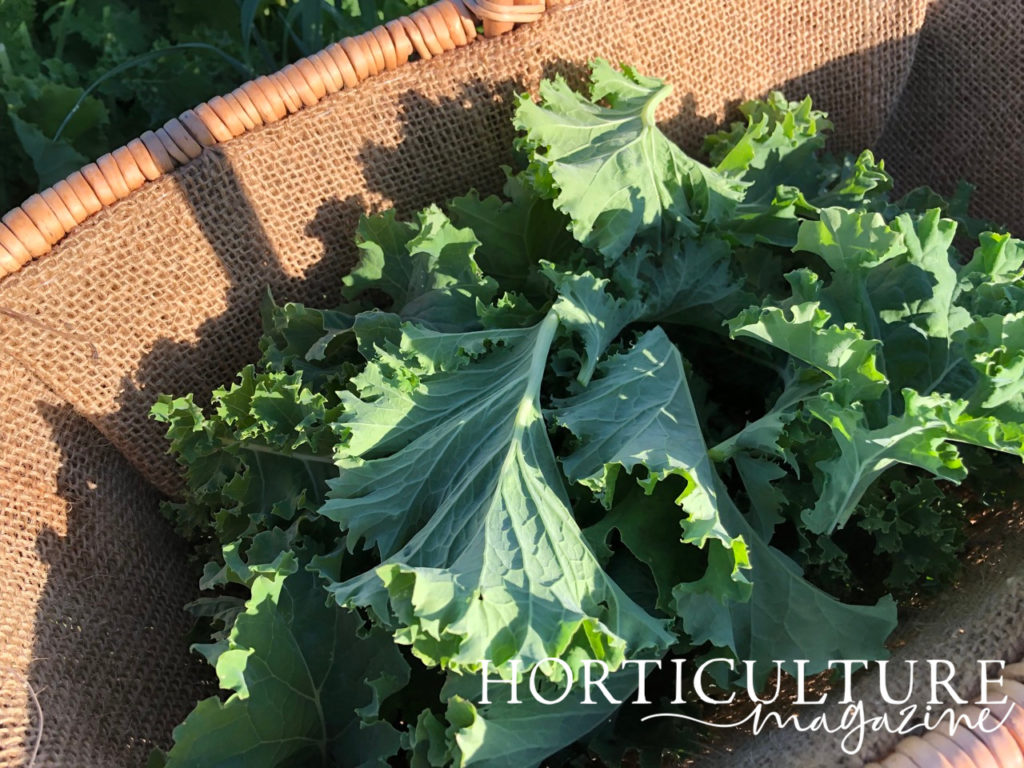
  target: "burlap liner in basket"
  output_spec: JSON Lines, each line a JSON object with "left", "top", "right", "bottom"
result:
{"left": 1, "top": 0, "right": 1022, "bottom": 766}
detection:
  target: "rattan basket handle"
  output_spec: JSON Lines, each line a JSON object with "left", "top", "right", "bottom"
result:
{"left": 0, "top": 0, "right": 558, "bottom": 278}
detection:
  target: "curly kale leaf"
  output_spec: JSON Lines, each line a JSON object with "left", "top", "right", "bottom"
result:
{"left": 320, "top": 313, "right": 672, "bottom": 676}
{"left": 164, "top": 564, "right": 409, "bottom": 768}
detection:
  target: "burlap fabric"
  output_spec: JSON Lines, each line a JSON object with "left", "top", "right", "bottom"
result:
{"left": 0, "top": 0, "right": 1021, "bottom": 765}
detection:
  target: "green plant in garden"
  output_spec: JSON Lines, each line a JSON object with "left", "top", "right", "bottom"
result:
{"left": 151, "top": 61, "right": 1024, "bottom": 767}
{"left": 0, "top": 0, "right": 427, "bottom": 211}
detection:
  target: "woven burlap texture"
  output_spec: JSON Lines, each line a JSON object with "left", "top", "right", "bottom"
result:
{"left": 1, "top": 0, "right": 1021, "bottom": 766}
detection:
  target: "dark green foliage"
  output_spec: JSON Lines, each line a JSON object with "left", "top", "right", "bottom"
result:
{"left": 0, "top": 0, "right": 428, "bottom": 211}
{"left": 149, "top": 62, "right": 1024, "bottom": 767}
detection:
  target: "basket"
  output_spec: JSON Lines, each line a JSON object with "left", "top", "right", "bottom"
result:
{"left": 1, "top": 1, "right": 1022, "bottom": 766}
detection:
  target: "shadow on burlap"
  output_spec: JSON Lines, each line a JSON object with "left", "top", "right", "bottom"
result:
{"left": 1, "top": 0, "right": 1022, "bottom": 765}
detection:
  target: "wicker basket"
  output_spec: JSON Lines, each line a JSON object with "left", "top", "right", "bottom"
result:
{"left": 1, "top": 1, "right": 1022, "bottom": 766}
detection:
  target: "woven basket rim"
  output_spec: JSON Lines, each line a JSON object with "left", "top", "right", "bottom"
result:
{"left": 0, "top": 0, "right": 565, "bottom": 280}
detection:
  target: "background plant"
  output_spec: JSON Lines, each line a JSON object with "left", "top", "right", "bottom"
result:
{"left": 0, "top": 0, "right": 427, "bottom": 212}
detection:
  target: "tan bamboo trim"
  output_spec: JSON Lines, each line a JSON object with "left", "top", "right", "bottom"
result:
{"left": 468, "top": 0, "right": 544, "bottom": 36}
{"left": 207, "top": 95, "right": 247, "bottom": 136}
{"left": 21, "top": 195, "right": 64, "bottom": 245}
{"left": 2, "top": 208, "right": 48, "bottom": 255}
{"left": 399, "top": 15, "right": 439, "bottom": 59}
{"left": 52, "top": 179, "right": 89, "bottom": 222}
{"left": 242, "top": 78, "right": 284, "bottom": 122}
{"left": 865, "top": 662, "right": 1024, "bottom": 767}
{"left": 39, "top": 187, "right": 76, "bottom": 233}
{"left": 160, "top": 121, "right": 203, "bottom": 160}
{"left": 0, "top": 0, "right": 552, "bottom": 277}
{"left": 96, "top": 153, "right": 131, "bottom": 198}
{"left": 0, "top": 221, "right": 35, "bottom": 269}
{"left": 360, "top": 30, "right": 388, "bottom": 71}
{"left": 269, "top": 70, "right": 304, "bottom": 111}
{"left": 64, "top": 172, "right": 103, "bottom": 215}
